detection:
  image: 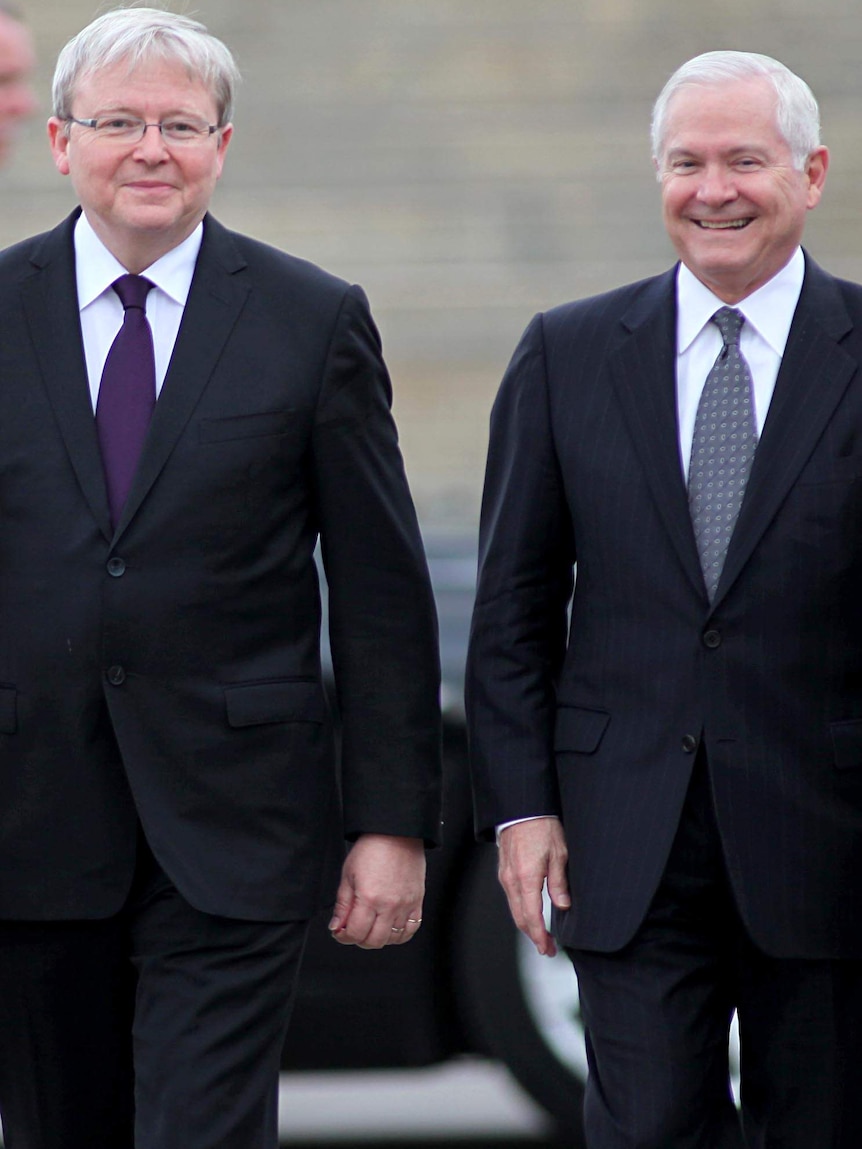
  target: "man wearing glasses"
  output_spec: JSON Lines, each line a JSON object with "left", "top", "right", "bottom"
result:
{"left": 0, "top": 7, "right": 441, "bottom": 1149}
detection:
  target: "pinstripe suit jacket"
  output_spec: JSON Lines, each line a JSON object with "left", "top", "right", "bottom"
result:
{"left": 467, "top": 254, "right": 862, "bottom": 957}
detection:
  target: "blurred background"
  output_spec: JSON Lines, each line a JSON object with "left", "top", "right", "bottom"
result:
{"left": 6, "top": 0, "right": 862, "bottom": 535}
{"left": 4, "top": 2, "right": 862, "bottom": 1144}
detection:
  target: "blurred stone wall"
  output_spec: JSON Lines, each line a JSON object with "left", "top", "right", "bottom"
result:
{"left": 4, "top": 0, "right": 862, "bottom": 527}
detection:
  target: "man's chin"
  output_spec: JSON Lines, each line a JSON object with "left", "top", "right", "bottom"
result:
{"left": 117, "top": 206, "right": 184, "bottom": 234}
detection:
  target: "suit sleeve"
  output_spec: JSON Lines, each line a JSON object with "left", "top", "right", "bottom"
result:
{"left": 311, "top": 285, "right": 442, "bottom": 846}
{"left": 466, "top": 313, "right": 575, "bottom": 841}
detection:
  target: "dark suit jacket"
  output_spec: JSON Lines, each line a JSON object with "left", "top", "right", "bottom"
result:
{"left": 467, "top": 254, "right": 862, "bottom": 959}
{"left": 0, "top": 210, "right": 441, "bottom": 922}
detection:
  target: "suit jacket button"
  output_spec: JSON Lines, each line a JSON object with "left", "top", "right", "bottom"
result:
{"left": 703, "top": 629, "right": 722, "bottom": 649}
{"left": 107, "top": 557, "right": 126, "bottom": 577}
{"left": 681, "top": 733, "right": 698, "bottom": 754}
{"left": 107, "top": 665, "right": 126, "bottom": 686}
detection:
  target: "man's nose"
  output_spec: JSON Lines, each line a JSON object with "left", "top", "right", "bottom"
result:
{"left": 133, "top": 123, "right": 170, "bottom": 159}
{"left": 696, "top": 165, "right": 739, "bottom": 205}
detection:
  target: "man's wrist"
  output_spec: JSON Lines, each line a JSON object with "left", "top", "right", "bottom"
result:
{"left": 495, "top": 814, "right": 561, "bottom": 846}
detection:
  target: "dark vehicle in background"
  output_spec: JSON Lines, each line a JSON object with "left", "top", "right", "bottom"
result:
{"left": 283, "top": 533, "right": 589, "bottom": 1143}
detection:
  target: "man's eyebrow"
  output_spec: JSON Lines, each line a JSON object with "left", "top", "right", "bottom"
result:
{"left": 664, "top": 143, "right": 768, "bottom": 159}
{"left": 87, "top": 105, "right": 201, "bottom": 117}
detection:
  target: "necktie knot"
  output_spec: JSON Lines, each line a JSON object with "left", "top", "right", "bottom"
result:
{"left": 711, "top": 306, "right": 744, "bottom": 349}
{"left": 112, "top": 274, "right": 153, "bottom": 312}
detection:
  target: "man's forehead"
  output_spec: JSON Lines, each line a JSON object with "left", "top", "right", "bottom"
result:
{"left": 75, "top": 54, "right": 203, "bottom": 89}
{"left": 72, "top": 56, "right": 215, "bottom": 108}
{"left": 665, "top": 76, "right": 777, "bottom": 120}
{"left": 661, "top": 79, "right": 785, "bottom": 150}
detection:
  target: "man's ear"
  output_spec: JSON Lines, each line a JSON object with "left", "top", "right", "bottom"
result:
{"left": 214, "top": 122, "right": 233, "bottom": 180}
{"left": 48, "top": 117, "right": 71, "bottom": 176}
{"left": 805, "top": 145, "right": 829, "bottom": 210}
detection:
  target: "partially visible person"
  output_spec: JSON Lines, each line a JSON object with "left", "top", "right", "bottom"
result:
{"left": 0, "top": 3, "right": 35, "bottom": 166}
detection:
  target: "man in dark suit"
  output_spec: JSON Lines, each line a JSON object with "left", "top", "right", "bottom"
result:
{"left": 467, "top": 50, "right": 862, "bottom": 1148}
{"left": 0, "top": 8, "right": 440, "bottom": 1148}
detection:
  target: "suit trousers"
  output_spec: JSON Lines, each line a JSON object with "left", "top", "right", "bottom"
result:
{"left": 0, "top": 828, "right": 310, "bottom": 1149}
{"left": 568, "top": 752, "right": 862, "bottom": 1149}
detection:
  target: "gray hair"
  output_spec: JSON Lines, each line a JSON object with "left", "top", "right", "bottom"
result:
{"left": 52, "top": 6, "right": 241, "bottom": 127}
{"left": 651, "top": 51, "right": 821, "bottom": 171}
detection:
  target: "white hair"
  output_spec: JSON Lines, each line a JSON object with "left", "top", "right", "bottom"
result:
{"left": 651, "top": 51, "right": 821, "bottom": 171}
{"left": 52, "top": 6, "right": 240, "bottom": 126}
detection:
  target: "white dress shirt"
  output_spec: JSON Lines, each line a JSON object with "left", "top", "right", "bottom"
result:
{"left": 74, "top": 212, "right": 202, "bottom": 411}
{"left": 676, "top": 248, "right": 804, "bottom": 478}
{"left": 497, "top": 249, "right": 806, "bottom": 842}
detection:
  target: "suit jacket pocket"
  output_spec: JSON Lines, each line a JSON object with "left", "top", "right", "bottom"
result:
{"left": 554, "top": 705, "right": 610, "bottom": 753}
{"left": 0, "top": 685, "right": 16, "bottom": 733}
{"left": 199, "top": 410, "right": 296, "bottom": 444}
{"left": 829, "top": 718, "right": 862, "bottom": 770}
{"left": 224, "top": 680, "right": 326, "bottom": 728}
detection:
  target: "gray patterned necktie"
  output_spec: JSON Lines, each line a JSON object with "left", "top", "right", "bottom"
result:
{"left": 688, "top": 307, "right": 758, "bottom": 603}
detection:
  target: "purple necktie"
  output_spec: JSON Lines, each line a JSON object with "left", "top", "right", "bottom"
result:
{"left": 96, "top": 274, "right": 156, "bottom": 527}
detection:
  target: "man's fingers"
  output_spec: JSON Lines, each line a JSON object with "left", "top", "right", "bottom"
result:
{"left": 329, "top": 834, "right": 427, "bottom": 948}
{"left": 384, "top": 913, "right": 424, "bottom": 946}
{"left": 330, "top": 897, "right": 375, "bottom": 946}
{"left": 498, "top": 850, "right": 551, "bottom": 951}
{"left": 497, "top": 817, "right": 568, "bottom": 957}
{"left": 501, "top": 873, "right": 557, "bottom": 957}
{"left": 327, "top": 894, "right": 352, "bottom": 934}
{"left": 332, "top": 905, "right": 424, "bottom": 949}
{"left": 547, "top": 853, "right": 572, "bottom": 910}
{"left": 403, "top": 914, "right": 424, "bottom": 938}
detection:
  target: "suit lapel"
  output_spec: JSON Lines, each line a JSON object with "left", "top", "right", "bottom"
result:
{"left": 114, "top": 215, "right": 250, "bottom": 536}
{"left": 714, "top": 257, "right": 857, "bottom": 607}
{"left": 608, "top": 269, "right": 706, "bottom": 596}
{"left": 19, "top": 213, "right": 252, "bottom": 541}
{"left": 19, "top": 212, "right": 114, "bottom": 540}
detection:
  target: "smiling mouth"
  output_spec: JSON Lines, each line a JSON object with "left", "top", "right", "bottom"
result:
{"left": 695, "top": 219, "right": 752, "bottom": 230}
{"left": 125, "top": 183, "right": 175, "bottom": 194}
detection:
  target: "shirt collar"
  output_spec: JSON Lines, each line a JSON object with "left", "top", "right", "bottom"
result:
{"left": 73, "top": 212, "right": 203, "bottom": 310}
{"left": 676, "top": 247, "right": 805, "bottom": 357}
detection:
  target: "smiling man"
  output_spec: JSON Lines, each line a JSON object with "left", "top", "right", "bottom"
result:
{"left": 468, "top": 51, "right": 862, "bottom": 1148}
{"left": 0, "top": 8, "right": 440, "bottom": 1149}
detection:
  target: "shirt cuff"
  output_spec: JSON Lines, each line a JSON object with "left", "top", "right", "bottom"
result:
{"left": 495, "top": 814, "right": 562, "bottom": 846}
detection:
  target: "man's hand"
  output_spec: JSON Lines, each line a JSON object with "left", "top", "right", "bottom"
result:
{"left": 328, "top": 833, "right": 426, "bottom": 949}
{"left": 497, "top": 817, "right": 570, "bottom": 957}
